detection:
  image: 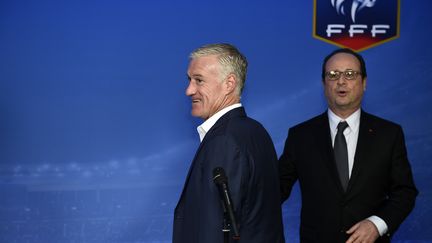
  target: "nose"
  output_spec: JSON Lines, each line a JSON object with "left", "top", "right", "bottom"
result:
{"left": 185, "top": 81, "right": 196, "bottom": 96}
{"left": 336, "top": 76, "right": 347, "bottom": 86}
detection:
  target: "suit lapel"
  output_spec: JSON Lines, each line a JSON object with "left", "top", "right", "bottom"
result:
{"left": 315, "top": 112, "right": 346, "bottom": 192}
{"left": 175, "top": 139, "right": 205, "bottom": 210}
{"left": 346, "top": 111, "right": 374, "bottom": 195}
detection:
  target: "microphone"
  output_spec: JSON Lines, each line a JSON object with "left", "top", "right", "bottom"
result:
{"left": 213, "top": 167, "right": 240, "bottom": 239}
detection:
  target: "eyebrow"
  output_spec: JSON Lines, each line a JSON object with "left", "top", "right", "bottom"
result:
{"left": 327, "top": 69, "right": 357, "bottom": 72}
{"left": 188, "top": 74, "right": 204, "bottom": 79}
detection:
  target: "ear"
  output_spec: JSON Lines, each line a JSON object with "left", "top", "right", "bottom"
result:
{"left": 362, "top": 78, "right": 367, "bottom": 91}
{"left": 224, "top": 74, "right": 237, "bottom": 94}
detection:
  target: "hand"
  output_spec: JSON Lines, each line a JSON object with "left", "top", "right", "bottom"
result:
{"left": 345, "top": 219, "right": 379, "bottom": 243}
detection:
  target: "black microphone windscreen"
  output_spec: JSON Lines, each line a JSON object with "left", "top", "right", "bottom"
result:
{"left": 212, "top": 167, "right": 227, "bottom": 184}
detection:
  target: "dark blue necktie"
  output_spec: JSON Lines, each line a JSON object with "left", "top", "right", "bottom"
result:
{"left": 334, "top": 121, "right": 349, "bottom": 191}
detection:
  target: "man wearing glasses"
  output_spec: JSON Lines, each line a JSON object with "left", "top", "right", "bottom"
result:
{"left": 279, "top": 48, "right": 418, "bottom": 243}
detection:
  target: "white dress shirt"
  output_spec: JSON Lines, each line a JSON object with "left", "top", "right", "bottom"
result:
{"left": 197, "top": 103, "right": 242, "bottom": 142}
{"left": 328, "top": 108, "right": 388, "bottom": 236}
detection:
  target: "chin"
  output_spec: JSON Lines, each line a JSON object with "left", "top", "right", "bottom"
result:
{"left": 335, "top": 99, "right": 350, "bottom": 106}
{"left": 191, "top": 111, "right": 204, "bottom": 119}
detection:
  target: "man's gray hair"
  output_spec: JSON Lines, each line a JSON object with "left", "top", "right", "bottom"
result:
{"left": 190, "top": 43, "right": 248, "bottom": 94}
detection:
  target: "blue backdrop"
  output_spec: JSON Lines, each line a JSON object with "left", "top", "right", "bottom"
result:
{"left": 1, "top": 1, "right": 431, "bottom": 242}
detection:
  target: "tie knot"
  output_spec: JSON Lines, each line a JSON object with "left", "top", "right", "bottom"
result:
{"left": 337, "top": 121, "right": 348, "bottom": 132}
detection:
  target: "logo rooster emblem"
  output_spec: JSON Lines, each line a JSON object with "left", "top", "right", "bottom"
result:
{"left": 331, "top": 0, "right": 377, "bottom": 22}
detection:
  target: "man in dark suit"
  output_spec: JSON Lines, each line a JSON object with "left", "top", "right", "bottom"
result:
{"left": 173, "top": 43, "right": 284, "bottom": 243}
{"left": 279, "top": 48, "right": 418, "bottom": 243}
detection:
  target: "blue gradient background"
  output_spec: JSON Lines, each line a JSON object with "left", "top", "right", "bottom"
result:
{"left": 1, "top": 1, "right": 431, "bottom": 242}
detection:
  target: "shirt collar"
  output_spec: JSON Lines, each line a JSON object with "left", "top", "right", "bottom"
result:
{"left": 197, "top": 103, "right": 242, "bottom": 142}
{"left": 328, "top": 108, "right": 361, "bottom": 134}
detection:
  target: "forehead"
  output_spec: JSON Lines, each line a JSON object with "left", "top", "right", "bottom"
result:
{"left": 325, "top": 53, "right": 361, "bottom": 71}
{"left": 188, "top": 55, "right": 221, "bottom": 76}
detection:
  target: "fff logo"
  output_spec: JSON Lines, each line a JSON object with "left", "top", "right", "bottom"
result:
{"left": 314, "top": 0, "right": 400, "bottom": 51}
{"left": 327, "top": 0, "right": 389, "bottom": 38}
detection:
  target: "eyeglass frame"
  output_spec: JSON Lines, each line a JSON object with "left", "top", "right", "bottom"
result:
{"left": 324, "top": 69, "right": 363, "bottom": 81}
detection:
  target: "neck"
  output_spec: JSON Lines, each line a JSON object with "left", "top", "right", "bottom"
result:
{"left": 223, "top": 94, "right": 240, "bottom": 108}
{"left": 330, "top": 107, "right": 358, "bottom": 119}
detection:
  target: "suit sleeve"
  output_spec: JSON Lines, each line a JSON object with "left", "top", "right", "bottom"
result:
{"left": 376, "top": 125, "right": 418, "bottom": 235}
{"left": 278, "top": 128, "right": 299, "bottom": 203}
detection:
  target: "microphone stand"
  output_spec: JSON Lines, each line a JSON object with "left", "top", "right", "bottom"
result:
{"left": 213, "top": 167, "right": 240, "bottom": 243}
{"left": 219, "top": 195, "right": 231, "bottom": 243}
{"left": 222, "top": 212, "right": 230, "bottom": 243}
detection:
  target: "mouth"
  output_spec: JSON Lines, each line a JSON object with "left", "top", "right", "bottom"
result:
{"left": 337, "top": 90, "right": 348, "bottom": 97}
{"left": 191, "top": 98, "right": 201, "bottom": 104}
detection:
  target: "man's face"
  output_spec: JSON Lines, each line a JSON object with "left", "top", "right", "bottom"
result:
{"left": 324, "top": 52, "right": 366, "bottom": 116}
{"left": 186, "top": 55, "right": 227, "bottom": 120}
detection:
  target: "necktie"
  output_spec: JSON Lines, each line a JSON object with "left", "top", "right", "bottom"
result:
{"left": 334, "top": 121, "right": 349, "bottom": 191}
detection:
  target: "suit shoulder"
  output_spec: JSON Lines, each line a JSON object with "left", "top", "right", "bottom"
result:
{"left": 362, "top": 112, "right": 402, "bottom": 130}
{"left": 290, "top": 113, "right": 325, "bottom": 132}
{"left": 232, "top": 115, "right": 264, "bottom": 128}
{"left": 210, "top": 112, "right": 270, "bottom": 140}
{"left": 231, "top": 116, "right": 275, "bottom": 143}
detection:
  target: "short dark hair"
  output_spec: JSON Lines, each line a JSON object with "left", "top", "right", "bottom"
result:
{"left": 321, "top": 48, "right": 367, "bottom": 81}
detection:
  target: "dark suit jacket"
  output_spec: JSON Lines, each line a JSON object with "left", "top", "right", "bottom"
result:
{"left": 279, "top": 111, "right": 418, "bottom": 243}
{"left": 173, "top": 107, "right": 285, "bottom": 243}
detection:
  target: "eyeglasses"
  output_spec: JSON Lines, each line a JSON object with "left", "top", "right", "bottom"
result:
{"left": 325, "top": 69, "right": 362, "bottom": 81}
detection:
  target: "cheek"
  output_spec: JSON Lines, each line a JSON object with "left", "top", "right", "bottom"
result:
{"left": 199, "top": 87, "right": 215, "bottom": 104}
{"left": 352, "top": 84, "right": 365, "bottom": 96}
{"left": 202, "top": 84, "right": 222, "bottom": 101}
{"left": 324, "top": 85, "right": 334, "bottom": 97}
